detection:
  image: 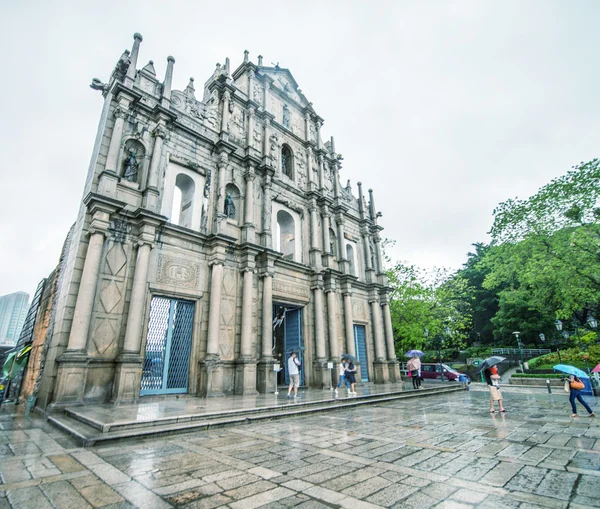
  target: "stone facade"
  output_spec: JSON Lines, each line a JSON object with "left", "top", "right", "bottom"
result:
{"left": 38, "top": 34, "right": 400, "bottom": 409}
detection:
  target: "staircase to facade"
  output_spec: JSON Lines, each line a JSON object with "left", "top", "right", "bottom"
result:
{"left": 48, "top": 385, "right": 465, "bottom": 446}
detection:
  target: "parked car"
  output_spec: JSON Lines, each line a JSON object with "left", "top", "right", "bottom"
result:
{"left": 420, "top": 363, "right": 469, "bottom": 382}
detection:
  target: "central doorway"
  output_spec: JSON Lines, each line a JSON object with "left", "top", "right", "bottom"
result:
{"left": 354, "top": 324, "right": 369, "bottom": 382}
{"left": 140, "top": 297, "right": 195, "bottom": 396}
{"left": 272, "top": 304, "right": 304, "bottom": 386}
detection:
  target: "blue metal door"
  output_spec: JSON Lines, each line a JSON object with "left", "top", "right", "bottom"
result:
{"left": 354, "top": 325, "right": 369, "bottom": 382}
{"left": 140, "top": 297, "right": 194, "bottom": 395}
{"left": 284, "top": 308, "right": 304, "bottom": 386}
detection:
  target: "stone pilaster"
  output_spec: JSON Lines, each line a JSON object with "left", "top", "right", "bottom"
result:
{"left": 220, "top": 90, "right": 231, "bottom": 134}
{"left": 321, "top": 204, "right": 332, "bottom": 268}
{"left": 381, "top": 295, "right": 400, "bottom": 383}
{"left": 308, "top": 199, "right": 321, "bottom": 269}
{"left": 142, "top": 124, "right": 167, "bottom": 212}
{"left": 235, "top": 265, "right": 259, "bottom": 395}
{"left": 336, "top": 214, "right": 349, "bottom": 274}
{"left": 105, "top": 106, "right": 128, "bottom": 175}
{"left": 261, "top": 171, "right": 273, "bottom": 248}
{"left": 242, "top": 165, "right": 256, "bottom": 243}
{"left": 312, "top": 277, "right": 328, "bottom": 388}
{"left": 370, "top": 296, "right": 388, "bottom": 384}
{"left": 215, "top": 153, "right": 228, "bottom": 233}
{"left": 325, "top": 287, "right": 339, "bottom": 360}
{"left": 342, "top": 287, "right": 356, "bottom": 357}
{"left": 257, "top": 268, "right": 275, "bottom": 393}
{"left": 199, "top": 261, "right": 225, "bottom": 397}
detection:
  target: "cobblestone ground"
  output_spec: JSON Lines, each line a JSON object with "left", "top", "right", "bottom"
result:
{"left": 0, "top": 388, "right": 598, "bottom": 508}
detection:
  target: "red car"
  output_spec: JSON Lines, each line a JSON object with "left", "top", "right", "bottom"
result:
{"left": 420, "top": 363, "right": 466, "bottom": 381}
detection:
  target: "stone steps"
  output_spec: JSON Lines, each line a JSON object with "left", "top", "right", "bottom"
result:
{"left": 48, "top": 385, "right": 464, "bottom": 446}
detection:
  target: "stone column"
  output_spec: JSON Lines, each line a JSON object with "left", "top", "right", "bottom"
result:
{"left": 262, "top": 173, "right": 273, "bottom": 248}
{"left": 312, "top": 284, "right": 328, "bottom": 388}
{"left": 263, "top": 80, "right": 270, "bottom": 111}
{"left": 105, "top": 107, "right": 127, "bottom": 174}
{"left": 247, "top": 69, "right": 255, "bottom": 100}
{"left": 235, "top": 268, "right": 259, "bottom": 395}
{"left": 309, "top": 200, "right": 320, "bottom": 268}
{"left": 321, "top": 206, "right": 332, "bottom": 267}
{"left": 142, "top": 124, "right": 166, "bottom": 212}
{"left": 305, "top": 113, "right": 311, "bottom": 142}
{"left": 122, "top": 242, "right": 152, "bottom": 353}
{"left": 215, "top": 154, "right": 227, "bottom": 233}
{"left": 221, "top": 90, "right": 231, "bottom": 134}
{"left": 370, "top": 297, "right": 388, "bottom": 384}
{"left": 336, "top": 215, "right": 348, "bottom": 274}
{"left": 257, "top": 272, "right": 275, "bottom": 393}
{"left": 343, "top": 291, "right": 356, "bottom": 357}
{"left": 326, "top": 289, "right": 339, "bottom": 360}
{"left": 242, "top": 166, "right": 256, "bottom": 243}
{"left": 113, "top": 240, "right": 152, "bottom": 403}
{"left": 124, "top": 33, "right": 143, "bottom": 88}
{"left": 363, "top": 231, "right": 375, "bottom": 283}
{"left": 306, "top": 147, "right": 314, "bottom": 187}
{"left": 316, "top": 120, "right": 322, "bottom": 150}
{"left": 318, "top": 155, "right": 325, "bottom": 190}
{"left": 332, "top": 161, "right": 340, "bottom": 199}
{"left": 262, "top": 118, "right": 270, "bottom": 160}
{"left": 373, "top": 234, "right": 383, "bottom": 275}
{"left": 53, "top": 230, "right": 106, "bottom": 405}
{"left": 382, "top": 299, "right": 400, "bottom": 383}
{"left": 246, "top": 107, "right": 255, "bottom": 149}
{"left": 201, "top": 262, "right": 225, "bottom": 397}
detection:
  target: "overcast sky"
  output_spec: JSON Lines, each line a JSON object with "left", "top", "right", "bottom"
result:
{"left": 2, "top": 1, "right": 600, "bottom": 299}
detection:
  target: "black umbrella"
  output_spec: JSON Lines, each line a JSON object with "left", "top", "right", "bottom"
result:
{"left": 475, "top": 356, "right": 506, "bottom": 373}
{"left": 341, "top": 353, "right": 356, "bottom": 362}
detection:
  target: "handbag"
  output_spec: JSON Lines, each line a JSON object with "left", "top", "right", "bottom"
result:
{"left": 570, "top": 380, "right": 585, "bottom": 391}
{"left": 564, "top": 380, "right": 570, "bottom": 393}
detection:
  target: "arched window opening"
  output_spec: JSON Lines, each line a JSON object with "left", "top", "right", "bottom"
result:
{"left": 329, "top": 228, "right": 337, "bottom": 257}
{"left": 224, "top": 183, "right": 241, "bottom": 222}
{"left": 346, "top": 244, "right": 355, "bottom": 276}
{"left": 281, "top": 145, "right": 294, "bottom": 180}
{"left": 277, "top": 210, "right": 295, "bottom": 260}
{"left": 172, "top": 174, "right": 195, "bottom": 228}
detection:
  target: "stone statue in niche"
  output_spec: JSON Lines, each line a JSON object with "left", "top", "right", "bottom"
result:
{"left": 224, "top": 193, "right": 235, "bottom": 219}
{"left": 252, "top": 126, "right": 261, "bottom": 149}
{"left": 122, "top": 148, "right": 140, "bottom": 182}
{"left": 253, "top": 83, "right": 262, "bottom": 103}
{"left": 369, "top": 237, "right": 376, "bottom": 268}
{"left": 282, "top": 105, "right": 291, "bottom": 129}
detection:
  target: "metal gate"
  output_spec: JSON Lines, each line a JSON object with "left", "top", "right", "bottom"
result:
{"left": 354, "top": 325, "right": 369, "bottom": 382}
{"left": 276, "top": 306, "right": 304, "bottom": 386}
{"left": 140, "top": 297, "right": 194, "bottom": 395}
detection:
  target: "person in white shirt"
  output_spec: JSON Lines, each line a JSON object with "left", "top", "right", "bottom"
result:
{"left": 286, "top": 352, "right": 301, "bottom": 399}
{"left": 334, "top": 359, "right": 351, "bottom": 395}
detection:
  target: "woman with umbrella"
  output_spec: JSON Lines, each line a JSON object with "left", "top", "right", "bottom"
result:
{"left": 477, "top": 356, "right": 507, "bottom": 413}
{"left": 342, "top": 354, "right": 357, "bottom": 396}
{"left": 406, "top": 350, "right": 424, "bottom": 390}
{"left": 555, "top": 365, "right": 596, "bottom": 418}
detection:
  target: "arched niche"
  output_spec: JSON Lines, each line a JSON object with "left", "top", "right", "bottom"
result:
{"left": 121, "top": 139, "right": 146, "bottom": 184}
{"left": 224, "top": 183, "right": 241, "bottom": 223}
{"left": 281, "top": 144, "right": 294, "bottom": 180}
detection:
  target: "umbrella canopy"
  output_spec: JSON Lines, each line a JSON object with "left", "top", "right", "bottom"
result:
{"left": 405, "top": 350, "right": 425, "bottom": 358}
{"left": 592, "top": 364, "right": 600, "bottom": 373}
{"left": 475, "top": 356, "right": 506, "bottom": 374}
{"left": 341, "top": 353, "right": 356, "bottom": 362}
{"left": 553, "top": 364, "right": 589, "bottom": 378}
{"left": 2, "top": 352, "right": 16, "bottom": 379}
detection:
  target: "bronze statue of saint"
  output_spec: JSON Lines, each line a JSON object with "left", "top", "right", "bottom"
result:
{"left": 123, "top": 148, "right": 139, "bottom": 182}
{"left": 224, "top": 192, "right": 235, "bottom": 219}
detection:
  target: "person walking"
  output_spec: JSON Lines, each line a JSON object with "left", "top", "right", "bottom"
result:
{"left": 334, "top": 359, "right": 350, "bottom": 395}
{"left": 568, "top": 374, "right": 595, "bottom": 418}
{"left": 484, "top": 367, "right": 506, "bottom": 413}
{"left": 345, "top": 359, "right": 357, "bottom": 396}
{"left": 406, "top": 356, "right": 422, "bottom": 390}
{"left": 286, "top": 352, "right": 301, "bottom": 399}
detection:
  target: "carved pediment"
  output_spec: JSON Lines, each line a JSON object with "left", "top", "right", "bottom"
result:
{"left": 259, "top": 68, "right": 308, "bottom": 108}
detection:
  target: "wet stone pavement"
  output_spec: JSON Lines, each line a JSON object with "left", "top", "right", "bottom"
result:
{"left": 0, "top": 388, "right": 598, "bottom": 508}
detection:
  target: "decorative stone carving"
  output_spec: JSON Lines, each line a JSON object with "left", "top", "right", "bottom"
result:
{"left": 282, "top": 104, "right": 291, "bottom": 129}
{"left": 253, "top": 83, "right": 263, "bottom": 104}
{"left": 352, "top": 299, "right": 367, "bottom": 320}
{"left": 272, "top": 280, "right": 309, "bottom": 300}
{"left": 224, "top": 193, "right": 235, "bottom": 219}
{"left": 156, "top": 254, "right": 200, "bottom": 289}
{"left": 229, "top": 105, "right": 245, "bottom": 146}
{"left": 310, "top": 123, "right": 317, "bottom": 144}
{"left": 104, "top": 241, "right": 128, "bottom": 274}
{"left": 269, "top": 133, "right": 279, "bottom": 167}
{"left": 108, "top": 220, "right": 132, "bottom": 245}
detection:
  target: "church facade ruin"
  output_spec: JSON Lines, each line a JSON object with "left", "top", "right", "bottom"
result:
{"left": 37, "top": 33, "right": 400, "bottom": 408}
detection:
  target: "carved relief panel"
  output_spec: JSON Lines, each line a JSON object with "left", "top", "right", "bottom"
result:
{"left": 219, "top": 267, "right": 238, "bottom": 360}
{"left": 89, "top": 238, "right": 132, "bottom": 359}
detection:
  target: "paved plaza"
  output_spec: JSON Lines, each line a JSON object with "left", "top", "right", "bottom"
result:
{"left": 0, "top": 387, "right": 598, "bottom": 508}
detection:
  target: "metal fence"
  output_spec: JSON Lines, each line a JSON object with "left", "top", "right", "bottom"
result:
{"left": 491, "top": 348, "right": 551, "bottom": 357}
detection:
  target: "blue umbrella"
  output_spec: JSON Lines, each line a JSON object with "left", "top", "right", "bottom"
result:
{"left": 405, "top": 350, "right": 425, "bottom": 358}
{"left": 553, "top": 364, "right": 589, "bottom": 378}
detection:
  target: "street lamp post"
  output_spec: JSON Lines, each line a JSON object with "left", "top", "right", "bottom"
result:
{"left": 513, "top": 331, "right": 524, "bottom": 373}
{"left": 435, "top": 336, "right": 445, "bottom": 382}
{"left": 554, "top": 320, "right": 565, "bottom": 364}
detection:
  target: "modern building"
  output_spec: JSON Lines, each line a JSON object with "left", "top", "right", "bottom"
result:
{"left": 0, "top": 292, "right": 29, "bottom": 346}
{"left": 35, "top": 33, "right": 400, "bottom": 409}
